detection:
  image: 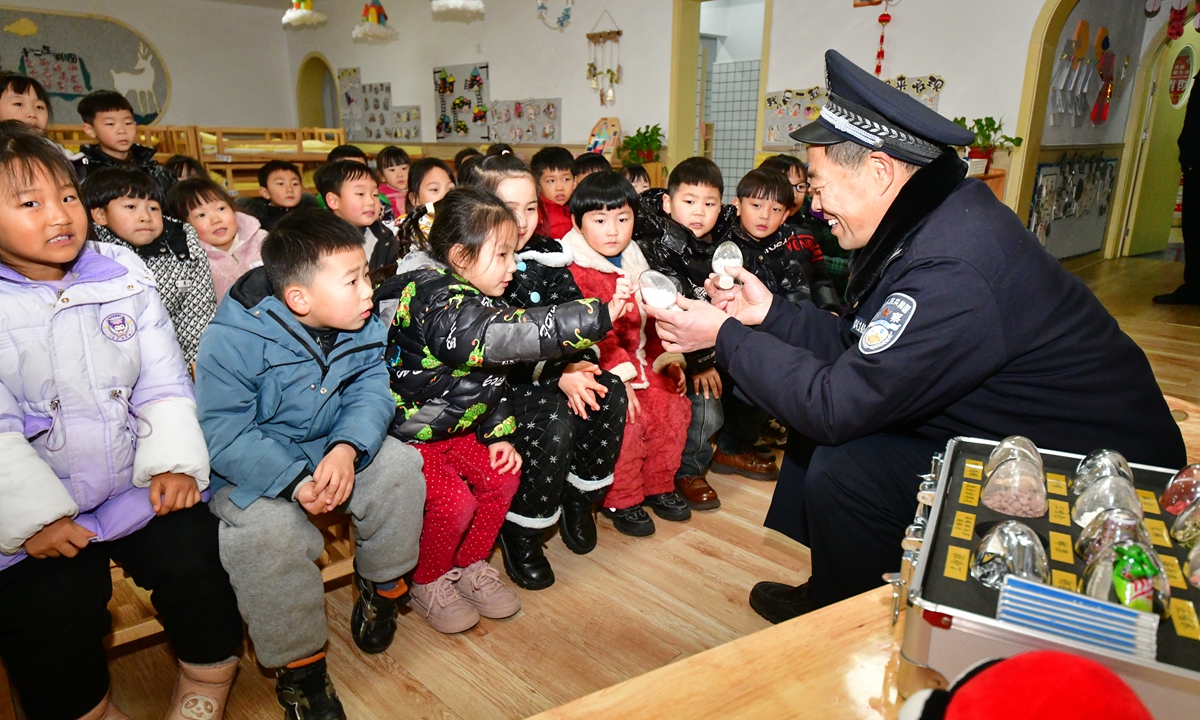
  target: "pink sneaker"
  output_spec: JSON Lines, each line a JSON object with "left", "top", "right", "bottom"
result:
{"left": 454, "top": 561, "right": 522, "bottom": 619}
{"left": 410, "top": 569, "right": 480, "bottom": 634}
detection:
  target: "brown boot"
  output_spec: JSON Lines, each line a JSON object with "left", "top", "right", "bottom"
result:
{"left": 166, "top": 656, "right": 238, "bottom": 720}
{"left": 78, "top": 693, "right": 130, "bottom": 720}
{"left": 675, "top": 475, "right": 721, "bottom": 510}
{"left": 711, "top": 449, "right": 780, "bottom": 480}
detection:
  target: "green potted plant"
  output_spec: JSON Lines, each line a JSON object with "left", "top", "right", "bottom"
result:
{"left": 952, "top": 116, "right": 1023, "bottom": 174}
{"left": 617, "top": 124, "right": 664, "bottom": 165}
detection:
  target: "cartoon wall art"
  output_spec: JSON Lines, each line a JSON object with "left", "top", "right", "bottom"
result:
{"left": 433, "top": 63, "right": 490, "bottom": 142}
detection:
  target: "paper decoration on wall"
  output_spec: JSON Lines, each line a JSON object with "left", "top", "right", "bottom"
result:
{"left": 354, "top": 1, "right": 397, "bottom": 41}
{"left": 882, "top": 74, "right": 944, "bottom": 110}
{"left": 586, "top": 11, "right": 622, "bottom": 106}
{"left": 537, "top": 0, "right": 573, "bottom": 30}
{"left": 585, "top": 117, "right": 620, "bottom": 160}
{"left": 1029, "top": 155, "right": 1117, "bottom": 257}
{"left": 761, "top": 86, "right": 826, "bottom": 148}
{"left": 433, "top": 63, "right": 490, "bottom": 142}
{"left": 1048, "top": 21, "right": 1095, "bottom": 127}
{"left": 1091, "top": 29, "right": 1115, "bottom": 124}
{"left": 283, "top": 0, "right": 327, "bottom": 26}
{"left": 0, "top": 9, "right": 170, "bottom": 124}
{"left": 488, "top": 98, "right": 561, "bottom": 143}
{"left": 337, "top": 67, "right": 421, "bottom": 142}
{"left": 431, "top": 0, "right": 485, "bottom": 15}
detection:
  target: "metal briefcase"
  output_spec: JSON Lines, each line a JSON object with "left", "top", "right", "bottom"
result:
{"left": 896, "top": 437, "right": 1200, "bottom": 718}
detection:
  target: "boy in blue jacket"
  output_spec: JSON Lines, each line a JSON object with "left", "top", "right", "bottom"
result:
{"left": 195, "top": 210, "right": 425, "bottom": 719}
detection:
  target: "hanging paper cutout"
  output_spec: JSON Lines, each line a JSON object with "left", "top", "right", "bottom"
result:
{"left": 354, "top": 0, "right": 398, "bottom": 40}
{"left": 537, "top": 0, "right": 572, "bottom": 30}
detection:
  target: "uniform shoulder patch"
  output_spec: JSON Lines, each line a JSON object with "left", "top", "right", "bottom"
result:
{"left": 858, "top": 293, "right": 916, "bottom": 355}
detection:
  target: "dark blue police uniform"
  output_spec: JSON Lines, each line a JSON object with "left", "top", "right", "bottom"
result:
{"left": 718, "top": 51, "right": 1187, "bottom": 614}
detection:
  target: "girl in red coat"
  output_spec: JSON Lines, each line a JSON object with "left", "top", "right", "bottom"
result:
{"left": 562, "top": 172, "right": 692, "bottom": 536}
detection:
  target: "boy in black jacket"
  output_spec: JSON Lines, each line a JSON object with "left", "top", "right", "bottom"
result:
{"left": 315, "top": 159, "right": 400, "bottom": 283}
{"left": 73, "top": 90, "right": 175, "bottom": 193}
{"left": 237, "top": 159, "right": 320, "bottom": 231}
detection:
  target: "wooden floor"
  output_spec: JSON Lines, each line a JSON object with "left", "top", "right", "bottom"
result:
{"left": 4, "top": 254, "right": 1199, "bottom": 720}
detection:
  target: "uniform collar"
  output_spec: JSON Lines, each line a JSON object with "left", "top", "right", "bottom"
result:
{"left": 845, "top": 150, "right": 967, "bottom": 308}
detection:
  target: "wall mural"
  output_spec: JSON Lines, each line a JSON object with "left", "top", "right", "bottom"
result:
{"left": 0, "top": 7, "right": 169, "bottom": 125}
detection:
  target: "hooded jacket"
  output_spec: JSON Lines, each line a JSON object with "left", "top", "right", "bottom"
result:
{"left": 91, "top": 217, "right": 217, "bottom": 365}
{"left": 194, "top": 268, "right": 395, "bottom": 510}
{"left": 711, "top": 204, "right": 841, "bottom": 313}
{"left": 198, "top": 211, "right": 268, "bottom": 304}
{"left": 375, "top": 252, "right": 613, "bottom": 445}
{"left": 0, "top": 243, "right": 209, "bottom": 569}
{"left": 73, "top": 143, "right": 176, "bottom": 195}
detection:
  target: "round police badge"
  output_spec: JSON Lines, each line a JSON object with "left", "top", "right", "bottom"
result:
{"left": 858, "top": 293, "right": 915, "bottom": 355}
{"left": 101, "top": 312, "right": 138, "bottom": 342}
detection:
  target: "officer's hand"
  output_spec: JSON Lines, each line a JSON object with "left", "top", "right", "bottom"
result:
{"left": 703, "top": 267, "right": 772, "bottom": 327}
{"left": 645, "top": 295, "right": 732, "bottom": 354}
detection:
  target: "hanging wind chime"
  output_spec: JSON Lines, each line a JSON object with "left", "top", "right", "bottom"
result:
{"left": 586, "top": 11, "right": 622, "bottom": 106}
{"left": 283, "top": 0, "right": 327, "bottom": 26}
{"left": 874, "top": 0, "right": 892, "bottom": 78}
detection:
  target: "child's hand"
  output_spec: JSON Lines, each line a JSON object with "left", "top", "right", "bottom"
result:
{"left": 313, "top": 443, "right": 357, "bottom": 512}
{"left": 489, "top": 442, "right": 522, "bottom": 475}
{"left": 665, "top": 362, "right": 687, "bottom": 395}
{"left": 559, "top": 361, "right": 606, "bottom": 419}
{"left": 691, "top": 367, "right": 723, "bottom": 399}
{"left": 149, "top": 472, "right": 202, "bottom": 516}
{"left": 607, "top": 276, "right": 633, "bottom": 321}
{"left": 624, "top": 382, "right": 642, "bottom": 424}
{"left": 24, "top": 517, "right": 95, "bottom": 559}
{"left": 295, "top": 482, "right": 332, "bottom": 515}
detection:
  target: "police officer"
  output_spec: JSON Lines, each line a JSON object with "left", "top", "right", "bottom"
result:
{"left": 645, "top": 50, "right": 1186, "bottom": 622}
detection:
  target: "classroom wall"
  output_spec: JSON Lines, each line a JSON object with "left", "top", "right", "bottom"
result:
{"left": 766, "top": 0, "right": 1049, "bottom": 133}
{"left": 7, "top": 0, "right": 296, "bottom": 127}
{"left": 700, "top": 0, "right": 766, "bottom": 65}
{"left": 282, "top": 0, "right": 673, "bottom": 145}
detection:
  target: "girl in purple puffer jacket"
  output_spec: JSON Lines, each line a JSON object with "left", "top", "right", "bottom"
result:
{"left": 0, "top": 123, "right": 242, "bottom": 720}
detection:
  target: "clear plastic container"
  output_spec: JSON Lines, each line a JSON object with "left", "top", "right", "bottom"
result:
{"left": 980, "top": 458, "right": 1047, "bottom": 518}
{"left": 1081, "top": 541, "right": 1171, "bottom": 617}
{"left": 1073, "top": 449, "right": 1132, "bottom": 496}
{"left": 984, "top": 436, "right": 1042, "bottom": 478}
{"left": 1072, "top": 475, "right": 1143, "bottom": 528}
{"left": 1171, "top": 497, "right": 1200, "bottom": 549}
{"left": 1160, "top": 464, "right": 1200, "bottom": 516}
{"left": 638, "top": 270, "right": 680, "bottom": 310}
{"left": 710, "top": 241, "right": 743, "bottom": 290}
{"left": 1075, "top": 508, "right": 1152, "bottom": 565}
{"left": 969, "top": 520, "right": 1049, "bottom": 590}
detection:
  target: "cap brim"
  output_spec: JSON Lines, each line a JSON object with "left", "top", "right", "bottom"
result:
{"left": 789, "top": 121, "right": 846, "bottom": 145}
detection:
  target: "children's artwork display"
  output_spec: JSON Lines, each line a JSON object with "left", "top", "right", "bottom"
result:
{"left": 585, "top": 117, "right": 620, "bottom": 160}
{"left": 1029, "top": 155, "right": 1118, "bottom": 258}
{"left": 0, "top": 8, "right": 170, "bottom": 124}
{"left": 337, "top": 67, "right": 421, "bottom": 142}
{"left": 488, "top": 98, "right": 561, "bottom": 144}
{"left": 881, "top": 74, "right": 944, "bottom": 111}
{"left": 433, "top": 63, "right": 491, "bottom": 142}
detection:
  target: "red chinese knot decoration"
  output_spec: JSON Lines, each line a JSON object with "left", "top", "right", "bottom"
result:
{"left": 875, "top": 2, "right": 892, "bottom": 77}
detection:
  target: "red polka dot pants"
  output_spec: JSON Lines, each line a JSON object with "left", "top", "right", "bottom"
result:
{"left": 412, "top": 435, "right": 521, "bottom": 585}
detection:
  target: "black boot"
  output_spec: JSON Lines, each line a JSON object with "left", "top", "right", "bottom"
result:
{"left": 351, "top": 564, "right": 402, "bottom": 654}
{"left": 559, "top": 488, "right": 598, "bottom": 555}
{"left": 275, "top": 657, "right": 346, "bottom": 720}
{"left": 498, "top": 521, "right": 555, "bottom": 590}
{"left": 749, "top": 581, "right": 815, "bottom": 624}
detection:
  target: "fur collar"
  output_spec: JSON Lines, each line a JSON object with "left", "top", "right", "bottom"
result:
{"left": 517, "top": 235, "right": 573, "bottom": 268}
{"left": 396, "top": 249, "right": 446, "bottom": 275}
{"left": 845, "top": 150, "right": 967, "bottom": 308}
{"left": 561, "top": 228, "right": 649, "bottom": 279}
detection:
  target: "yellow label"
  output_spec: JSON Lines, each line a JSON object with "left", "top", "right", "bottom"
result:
{"left": 1161, "top": 555, "right": 1188, "bottom": 590}
{"left": 963, "top": 460, "right": 983, "bottom": 480}
{"left": 1145, "top": 518, "right": 1173, "bottom": 548}
{"left": 1170, "top": 598, "right": 1200, "bottom": 641}
{"left": 959, "top": 482, "right": 981, "bottom": 507}
{"left": 1049, "top": 531, "right": 1075, "bottom": 564}
{"left": 1048, "top": 499, "right": 1071, "bottom": 526}
{"left": 1137, "top": 489, "right": 1161, "bottom": 515}
{"left": 1052, "top": 569, "right": 1078, "bottom": 591}
{"left": 1046, "top": 473, "right": 1068, "bottom": 496}
{"left": 944, "top": 545, "right": 971, "bottom": 581}
{"left": 950, "top": 511, "right": 976, "bottom": 541}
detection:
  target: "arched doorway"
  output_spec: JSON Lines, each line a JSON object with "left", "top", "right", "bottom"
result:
{"left": 296, "top": 52, "right": 338, "bottom": 128}
{"left": 1010, "top": 0, "right": 1197, "bottom": 258}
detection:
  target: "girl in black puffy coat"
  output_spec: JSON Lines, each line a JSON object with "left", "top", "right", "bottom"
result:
{"left": 466, "top": 155, "right": 629, "bottom": 591}
{"left": 373, "top": 188, "right": 630, "bottom": 633}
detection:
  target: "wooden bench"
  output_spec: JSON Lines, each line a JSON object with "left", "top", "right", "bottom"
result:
{"left": 47, "top": 124, "right": 200, "bottom": 165}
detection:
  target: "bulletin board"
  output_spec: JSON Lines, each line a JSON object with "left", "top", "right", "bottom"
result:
{"left": 0, "top": 7, "right": 170, "bottom": 124}
{"left": 433, "top": 62, "right": 490, "bottom": 142}
{"left": 1029, "top": 156, "right": 1118, "bottom": 258}
{"left": 488, "top": 98, "right": 561, "bottom": 144}
{"left": 337, "top": 67, "right": 422, "bottom": 142}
